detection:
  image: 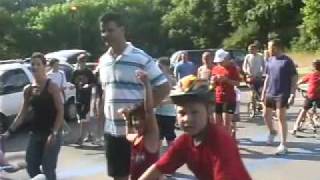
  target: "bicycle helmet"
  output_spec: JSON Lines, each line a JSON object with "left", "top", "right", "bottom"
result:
{"left": 170, "top": 75, "right": 215, "bottom": 105}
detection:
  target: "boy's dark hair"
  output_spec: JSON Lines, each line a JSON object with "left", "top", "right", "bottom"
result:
{"left": 31, "top": 52, "right": 46, "bottom": 65}
{"left": 248, "top": 44, "right": 257, "bottom": 49}
{"left": 100, "top": 12, "right": 125, "bottom": 27}
{"left": 48, "top": 58, "right": 59, "bottom": 66}
{"left": 269, "top": 39, "right": 283, "bottom": 49}
{"left": 158, "top": 57, "right": 170, "bottom": 67}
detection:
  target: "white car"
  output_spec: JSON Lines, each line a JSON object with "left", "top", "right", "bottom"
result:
{"left": 45, "top": 49, "right": 90, "bottom": 65}
{"left": 0, "top": 62, "right": 77, "bottom": 130}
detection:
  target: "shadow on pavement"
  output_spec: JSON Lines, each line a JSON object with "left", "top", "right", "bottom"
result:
{"left": 239, "top": 138, "right": 320, "bottom": 161}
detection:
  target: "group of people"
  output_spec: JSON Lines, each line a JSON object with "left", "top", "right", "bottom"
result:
{"left": 0, "top": 11, "right": 319, "bottom": 180}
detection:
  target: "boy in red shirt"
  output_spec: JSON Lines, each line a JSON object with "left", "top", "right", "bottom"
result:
{"left": 139, "top": 75, "right": 251, "bottom": 180}
{"left": 291, "top": 59, "right": 320, "bottom": 135}
{"left": 118, "top": 70, "right": 160, "bottom": 180}
{"left": 211, "top": 49, "right": 240, "bottom": 134}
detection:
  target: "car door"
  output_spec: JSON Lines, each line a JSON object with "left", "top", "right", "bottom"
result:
{"left": 0, "top": 69, "right": 30, "bottom": 117}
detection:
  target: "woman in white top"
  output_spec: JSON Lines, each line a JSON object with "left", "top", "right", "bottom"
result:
{"left": 46, "top": 58, "right": 67, "bottom": 103}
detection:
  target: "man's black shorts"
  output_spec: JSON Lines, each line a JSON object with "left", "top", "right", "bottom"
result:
{"left": 303, "top": 98, "right": 320, "bottom": 110}
{"left": 104, "top": 133, "right": 131, "bottom": 177}
{"left": 76, "top": 102, "right": 90, "bottom": 119}
{"left": 265, "top": 96, "right": 289, "bottom": 110}
{"left": 156, "top": 115, "right": 176, "bottom": 141}
{"left": 215, "top": 102, "right": 236, "bottom": 114}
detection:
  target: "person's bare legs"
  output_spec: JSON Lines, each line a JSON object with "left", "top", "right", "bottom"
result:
{"left": 214, "top": 113, "right": 223, "bottom": 126}
{"left": 223, "top": 113, "right": 233, "bottom": 134}
{"left": 263, "top": 105, "right": 277, "bottom": 145}
{"left": 277, "top": 107, "right": 288, "bottom": 146}
{"left": 263, "top": 106, "right": 276, "bottom": 133}
{"left": 77, "top": 116, "right": 90, "bottom": 145}
{"left": 292, "top": 108, "right": 307, "bottom": 133}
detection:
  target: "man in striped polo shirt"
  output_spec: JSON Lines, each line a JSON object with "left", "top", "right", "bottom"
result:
{"left": 98, "top": 12, "right": 170, "bottom": 180}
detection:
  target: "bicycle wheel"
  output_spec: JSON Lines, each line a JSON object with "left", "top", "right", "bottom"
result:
{"left": 247, "top": 102, "right": 256, "bottom": 119}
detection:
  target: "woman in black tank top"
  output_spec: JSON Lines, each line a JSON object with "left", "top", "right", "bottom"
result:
{"left": 3, "top": 52, "right": 64, "bottom": 180}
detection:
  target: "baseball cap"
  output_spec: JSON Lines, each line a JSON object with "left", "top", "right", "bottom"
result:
{"left": 214, "top": 49, "right": 230, "bottom": 63}
{"left": 170, "top": 75, "right": 214, "bottom": 104}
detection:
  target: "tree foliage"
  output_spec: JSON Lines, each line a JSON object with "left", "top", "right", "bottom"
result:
{"left": 0, "top": 0, "right": 320, "bottom": 59}
{"left": 292, "top": 0, "right": 320, "bottom": 51}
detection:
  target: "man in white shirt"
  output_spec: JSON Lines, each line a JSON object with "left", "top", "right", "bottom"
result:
{"left": 47, "top": 58, "right": 67, "bottom": 103}
{"left": 47, "top": 58, "right": 71, "bottom": 135}
{"left": 242, "top": 44, "right": 265, "bottom": 95}
{"left": 99, "top": 12, "right": 170, "bottom": 180}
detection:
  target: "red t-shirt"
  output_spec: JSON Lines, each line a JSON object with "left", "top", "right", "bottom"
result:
{"left": 211, "top": 64, "right": 240, "bottom": 103}
{"left": 301, "top": 72, "right": 320, "bottom": 99}
{"left": 155, "top": 124, "right": 251, "bottom": 180}
{"left": 130, "top": 136, "right": 159, "bottom": 180}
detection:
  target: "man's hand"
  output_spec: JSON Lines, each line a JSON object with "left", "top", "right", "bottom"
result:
{"left": 118, "top": 107, "right": 131, "bottom": 121}
{"left": 45, "top": 133, "right": 56, "bottom": 149}
{"left": 136, "top": 70, "right": 149, "bottom": 85}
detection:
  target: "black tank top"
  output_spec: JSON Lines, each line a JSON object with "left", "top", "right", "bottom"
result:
{"left": 29, "top": 80, "right": 57, "bottom": 134}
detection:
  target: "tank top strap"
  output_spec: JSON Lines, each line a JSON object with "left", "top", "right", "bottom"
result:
{"left": 44, "top": 79, "right": 51, "bottom": 93}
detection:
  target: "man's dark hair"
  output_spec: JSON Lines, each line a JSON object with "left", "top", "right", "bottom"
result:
{"left": 31, "top": 52, "right": 46, "bottom": 65}
{"left": 99, "top": 12, "right": 125, "bottom": 27}
{"left": 269, "top": 39, "right": 283, "bottom": 49}
{"left": 248, "top": 43, "right": 257, "bottom": 49}
{"left": 158, "top": 57, "right": 170, "bottom": 67}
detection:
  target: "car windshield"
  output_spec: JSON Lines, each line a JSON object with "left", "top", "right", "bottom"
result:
{"left": 0, "top": 70, "right": 6, "bottom": 95}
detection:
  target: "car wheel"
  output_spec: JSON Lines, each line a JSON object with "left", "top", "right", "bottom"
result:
{"left": 65, "top": 100, "right": 77, "bottom": 121}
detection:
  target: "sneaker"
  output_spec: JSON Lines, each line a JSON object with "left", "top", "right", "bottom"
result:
{"left": 275, "top": 144, "right": 288, "bottom": 155}
{"left": 266, "top": 132, "right": 277, "bottom": 145}
{"left": 75, "top": 138, "right": 84, "bottom": 146}
{"left": 290, "top": 129, "right": 297, "bottom": 136}
{"left": 92, "top": 139, "right": 104, "bottom": 146}
{"left": 83, "top": 134, "right": 94, "bottom": 142}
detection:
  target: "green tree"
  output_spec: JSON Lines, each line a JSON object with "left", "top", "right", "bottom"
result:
{"left": 292, "top": 0, "right": 320, "bottom": 51}
{"left": 162, "top": 0, "right": 233, "bottom": 50}
{"left": 226, "top": 0, "right": 303, "bottom": 48}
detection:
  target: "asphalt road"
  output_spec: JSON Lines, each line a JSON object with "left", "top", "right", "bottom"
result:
{"left": 2, "top": 87, "right": 320, "bottom": 180}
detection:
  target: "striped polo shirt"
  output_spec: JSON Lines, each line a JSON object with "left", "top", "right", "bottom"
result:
{"left": 99, "top": 42, "right": 167, "bottom": 136}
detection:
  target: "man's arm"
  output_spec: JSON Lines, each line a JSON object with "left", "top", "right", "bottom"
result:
{"left": 137, "top": 70, "right": 160, "bottom": 153}
{"left": 152, "top": 82, "right": 170, "bottom": 107}
{"left": 290, "top": 74, "right": 298, "bottom": 96}
{"left": 242, "top": 55, "right": 249, "bottom": 75}
{"left": 261, "top": 75, "right": 269, "bottom": 101}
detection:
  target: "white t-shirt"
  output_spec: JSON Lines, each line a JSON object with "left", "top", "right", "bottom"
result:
{"left": 47, "top": 70, "right": 67, "bottom": 103}
{"left": 242, "top": 53, "right": 265, "bottom": 77}
{"left": 99, "top": 42, "right": 168, "bottom": 136}
{"left": 235, "top": 87, "right": 241, "bottom": 114}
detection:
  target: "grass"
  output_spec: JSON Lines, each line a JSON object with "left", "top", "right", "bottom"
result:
{"left": 288, "top": 51, "right": 319, "bottom": 67}
{"left": 287, "top": 51, "right": 319, "bottom": 76}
